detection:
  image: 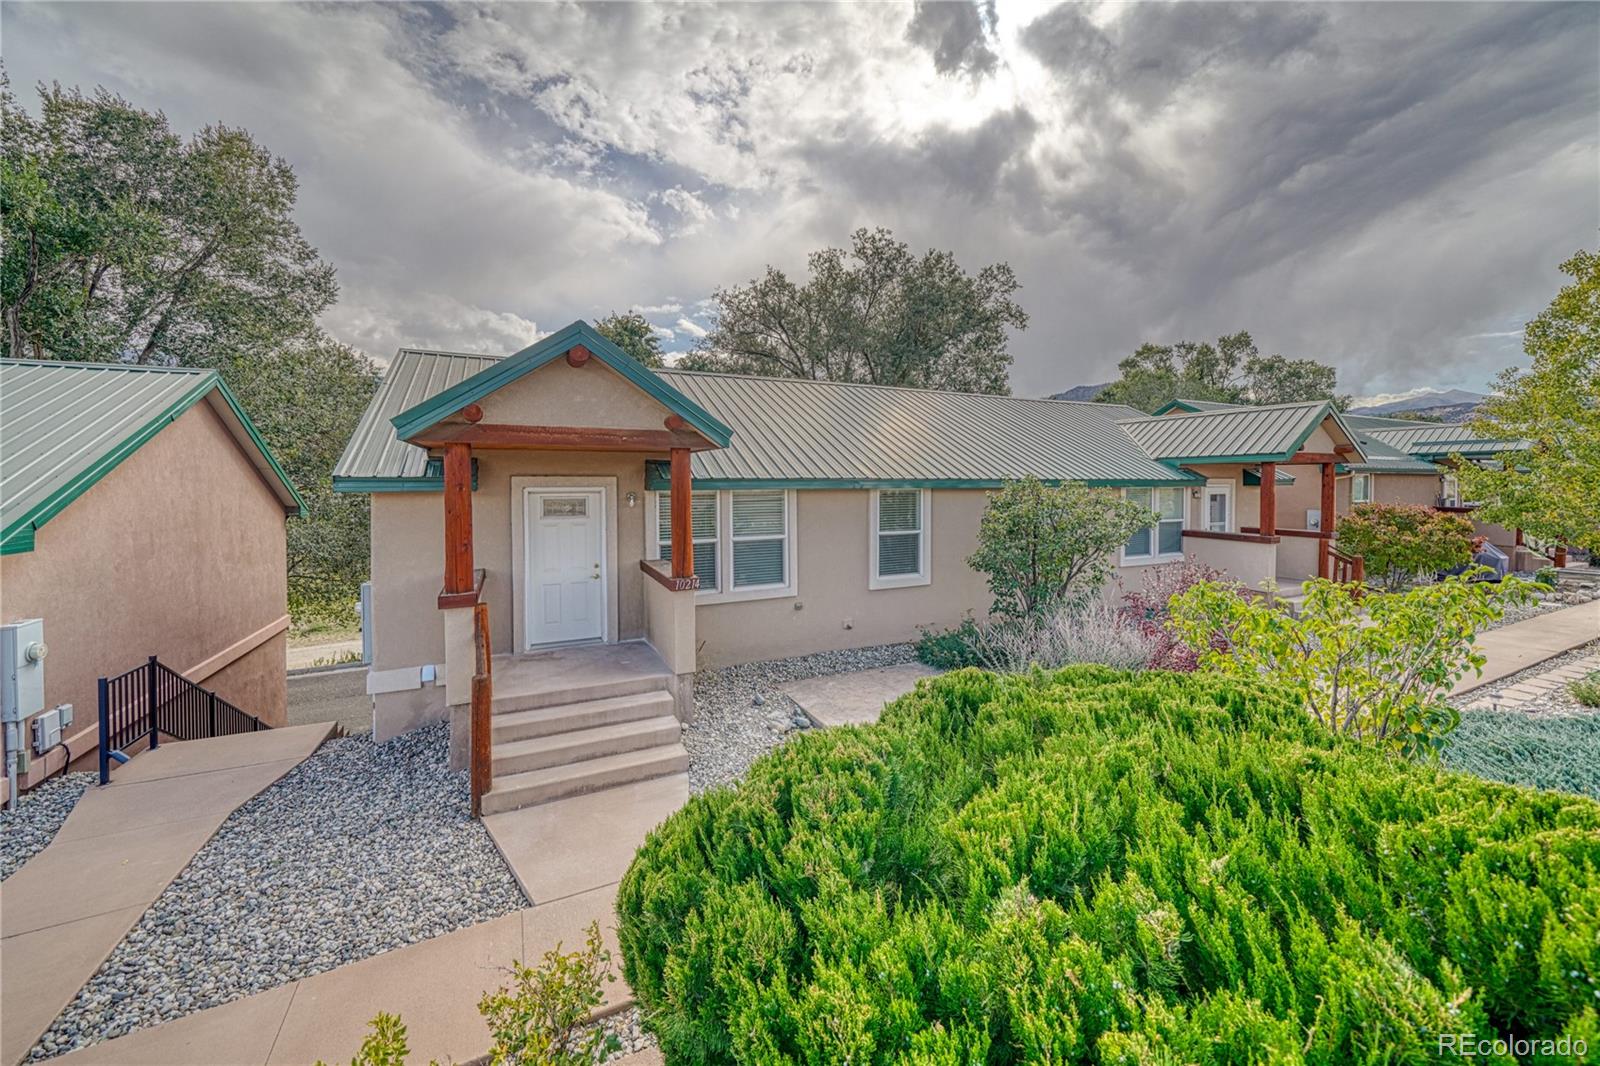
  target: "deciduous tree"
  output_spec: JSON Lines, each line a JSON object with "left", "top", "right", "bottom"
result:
{"left": 1098, "top": 330, "right": 1346, "bottom": 412}
{"left": 594, "top": 311, "right": 665, "bottom": 368}
{"left": 683, "top": 227, "right": 1025, "bottom": 393}
{"left": 1455, "top": 249, "right": 1600, "bottom": 553}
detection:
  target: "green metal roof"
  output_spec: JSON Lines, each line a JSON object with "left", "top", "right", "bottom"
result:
{"left": 1342, "top": 427, "right": 1441, "bottom": 474}
{"left": 389, "top": 321, "right": 732, "bottom": 447}
{"left": 1117, "top": 400, "right": 1361, "bottom": 465}
{"left": 335, "top": 348, "right": 1199, "bottom": 491}
{"left": 1361, "top": 422, "right": 1528, "bottom": 461}
{"left": 2, "top": 359, "right": 302, "bottom": 554}
{"left": 1151, "top": 398, "right": 1252, "bottom": 415}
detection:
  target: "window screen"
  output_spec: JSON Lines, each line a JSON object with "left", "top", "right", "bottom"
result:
{"left": 876, "top": 489, "right": 923, "bottom": 578}
{"left": 731, "top": 491, "right": 787, "bottom": 588}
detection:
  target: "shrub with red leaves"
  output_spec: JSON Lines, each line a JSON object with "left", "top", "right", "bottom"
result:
{"left": 1119, "top": 557, "right": 1231, "bottom": 671}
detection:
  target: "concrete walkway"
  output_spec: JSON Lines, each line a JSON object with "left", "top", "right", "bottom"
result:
{"left": 2, "top": 723, "right": 335, "bottom": 1066}
{"left": 1452, "top": 599, "right": 1600, "bottom": 697}
{"left": 54, "top": 771, "right": 690, "bottom": 1065}
{"left": 783, "top": 663, "right": 937, "bottom": 728}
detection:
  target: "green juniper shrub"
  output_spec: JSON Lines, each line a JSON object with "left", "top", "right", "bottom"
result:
{"left": 915, "top": 616, "right": 994, "bottom": 670}
{"left": 618, "top": 667, "right": 1600, "bottom": 1065}
{"left": 1443, "top": 708, "right": 1600, "bottom": 801}
{"left": 1334, "top": 503, "right": 1475, "bottom": 589}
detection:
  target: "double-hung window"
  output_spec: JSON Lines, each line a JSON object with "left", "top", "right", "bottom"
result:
{"left": 730, "top": 490, "right": 788, "bottom": 590}
{"left": 1122, "top": 487, "right": 1185, "bottom": 563}
{"left": 1351, "top": 473, "right": 1372, "bottom": 505}
{"left": 652, "top": 489, "right": 796, "bottom": 601}
{"left": 870, "top": 489, "right": 930, "bottom": 589}
{"left": 656, "top": 491, "right": 720, "bottom": 592}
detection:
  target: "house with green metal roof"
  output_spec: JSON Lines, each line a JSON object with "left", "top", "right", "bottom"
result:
{"left": 337, "top": 321, "right": 1445, "bottom": 810}
{"left": 1, "top": 359, "right": 301, "bottom": 799}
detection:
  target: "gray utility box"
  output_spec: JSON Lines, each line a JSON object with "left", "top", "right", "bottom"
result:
{"left": 1, "top": 619, "right": 47, "bottom": 725}
{"left": 31, "top": 703, "right": 74, "bottom": 754}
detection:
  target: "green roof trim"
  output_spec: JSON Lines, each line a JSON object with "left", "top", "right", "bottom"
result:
{"left": 389, "top": 321, "right": 734, "bottom": 447}
{"left": 1, "top": 367, "right": 303, "bottom": 555}
{"left": 639, "top": 459, "right": 1199, "bottom": 492}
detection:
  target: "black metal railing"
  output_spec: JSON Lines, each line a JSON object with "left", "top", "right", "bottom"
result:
{"left": 98, "top": 655, "right": 269, "bottom": 784}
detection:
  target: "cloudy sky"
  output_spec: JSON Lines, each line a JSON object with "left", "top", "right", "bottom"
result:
{"left": 7, "top": 1, "right": 1595, "bottom": 400}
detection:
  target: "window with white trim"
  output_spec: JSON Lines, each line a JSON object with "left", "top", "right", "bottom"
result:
{"left": 650, "top": 489, "right": 797, "bottom": 601}
{"left": 870, "top": 489, "right": 930, "bottom": 589}
{"left": 656, "top": 490, "right": 719, "bottom": 592}
{"left": 730, "top": 490, "right": 788, "bottom": 590}
{"left": 1122, "top": 487, "right": 1185, "bottom": 562}
{"left": 1351, "top": 473, "right": 1372, "bottom": 504}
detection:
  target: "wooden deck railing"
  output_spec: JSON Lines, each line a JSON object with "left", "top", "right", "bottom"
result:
{"left": 1329, "top": 547, "right": 1365, "bottom": 596}
{"left": 470, "top": 602, "right": 492, "bottom": 818}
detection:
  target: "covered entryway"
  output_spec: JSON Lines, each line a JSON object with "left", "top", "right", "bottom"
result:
{"left": 522, "top": 488, "right": 606, "bottom": 647}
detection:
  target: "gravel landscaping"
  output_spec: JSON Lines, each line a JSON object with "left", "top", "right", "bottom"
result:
{"left": 0, "top": 772, "right": 92, "bottom": 882}
{"left": 1484, "top": 577, "right": 1599, "bottom": 630}
{"left": 31, "top": 723, "right": 526, "bottom": 1060}
{"left": 685, "top": 643, "right": 917, "bottom": 792}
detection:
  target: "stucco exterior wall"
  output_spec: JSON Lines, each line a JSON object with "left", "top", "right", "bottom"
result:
{"left": 1375, "top": 473, "right": 1444, "bottom": 507}
{"left": 0, "top": 401, "right": 290, "bottom": 787}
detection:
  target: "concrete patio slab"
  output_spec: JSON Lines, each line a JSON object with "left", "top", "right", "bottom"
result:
{"left": 1, "top": 905, "right": 147, "bottom": 1066}
{"left": 492, "top": 641, "right": 669, "bottom": 706}
{"left": 1453, "top": 599, "right": 1600, "bottom": 696}
{"left": 485, "top": 772, "right": 688, "bottom": 904}
{"left": 783, "top": 663, "right": 938, "bottom": 728}
{"left": 1, "top": 722, "right": 334, "bottom": 1066}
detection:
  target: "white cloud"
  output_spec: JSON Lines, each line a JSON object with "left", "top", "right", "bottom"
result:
{"left": 674, "top": 317, "right": 710, "bottom": 340}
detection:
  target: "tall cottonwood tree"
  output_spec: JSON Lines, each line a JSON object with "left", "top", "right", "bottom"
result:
{"left": 2, "top": 78, "right": 376, "bottom": 617}
{"left": 680, "top": 227, "right": 1026, "bottom": 394}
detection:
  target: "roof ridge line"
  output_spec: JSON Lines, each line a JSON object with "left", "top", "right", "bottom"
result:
{"left": 0, "top": 358, "right": 210, "bottom": 375}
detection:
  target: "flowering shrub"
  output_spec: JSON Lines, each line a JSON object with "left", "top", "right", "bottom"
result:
{"left": 1335, "top": 503, "right": 1474, "bottom": 589}
{"left": 618, "top": 668, "right": 1600, "bottom": 1064}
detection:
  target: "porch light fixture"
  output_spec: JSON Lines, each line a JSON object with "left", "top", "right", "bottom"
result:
{"left": 626, "top": 492, "right": 638, "bottom": 507}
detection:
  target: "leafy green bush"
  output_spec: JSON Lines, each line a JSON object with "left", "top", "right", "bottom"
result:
{"left": 618, "top": 668, "right": 1600, "bottom": 1064}
{"left": 915, "top": 616, "right": 993, "bottom": 669}
{"left": 329, "top": 922, "right": 617, "bottom": 1066}
{"left": 969, "top": 477, "right": 1154, "bottom": 619}
{"left": 1444, "top": 709, "right": 1600, "bottom": 799}
{"left": 1335, "top": 503, "right": 1475, "bottom": 589}
{"left": 1571, "top": 671, "right": 1600, "bottom": 708}
{"left": 1534, "top": 566, "right": 1561, "bottom": 587}
{"left": 1168, "top": 574, "right": 1529, "bottom": 757}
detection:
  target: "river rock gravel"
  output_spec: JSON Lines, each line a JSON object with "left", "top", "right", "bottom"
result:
{"left": 30, "top": 723, "right": 526, "bottom": 1060}
{"left": 685, "top": 643, "right": 916, "bottom": 792}
{"left": 0, "top": 772, "right": 91, "bottom": 882}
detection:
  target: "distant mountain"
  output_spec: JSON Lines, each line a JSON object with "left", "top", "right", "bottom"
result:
{"left": 1049, "top": 383, "right": 1110, "bottom": 401}
{"left": 1348, "top": 389, "right": 1484, "bottom": 424}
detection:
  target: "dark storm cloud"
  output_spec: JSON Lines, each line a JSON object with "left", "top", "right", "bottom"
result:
{"left": 6, "top": 1, "right": 1593, "bottom": 397}
{"left": 906, "top": 0, "right": 1000, "bottom": 78}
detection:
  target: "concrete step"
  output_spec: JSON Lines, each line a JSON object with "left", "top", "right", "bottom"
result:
{"left": 490, "top": 671, "right": 669, "bottom": 715}
{"left": 483, "top": 743, "right": 690, "bottom": 815}
{"left": 492, "top": 715, "right": 682, "bottom": 776}
{"left": 492, "top": 691, "right": 676, "bottom": 743}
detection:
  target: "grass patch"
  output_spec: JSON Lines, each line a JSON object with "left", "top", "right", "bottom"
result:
{"left": 1444, "top": 708, "right": 1600, "bottom": 799}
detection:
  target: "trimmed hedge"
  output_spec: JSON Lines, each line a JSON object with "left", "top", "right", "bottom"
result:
{"left": 618, "top": 668, "right": 1600, "bottom": 1064}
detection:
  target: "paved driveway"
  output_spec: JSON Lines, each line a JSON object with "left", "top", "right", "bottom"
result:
{"left": 287, "top": 667, "right": 372, "bottom": 734}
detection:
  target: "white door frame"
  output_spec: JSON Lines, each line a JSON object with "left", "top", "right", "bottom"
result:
{"left": 511, "top": 476, "right": 619, "bottom": 651}
{"left": 1203, "top": 480, "right": 1234, "bottom": 533}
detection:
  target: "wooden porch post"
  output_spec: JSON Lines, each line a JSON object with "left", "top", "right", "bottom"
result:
{"left": 1319, "top": 461, "right": 1336, "bottom": 578}
{"left": 443, "top": 443, "right": 474, "bottom": 594}
{"left": 1259, "top": 462, "right": 1277, "bottom": 537}
{"left": 670, "top": 446, "right": 693, "bottom": 580}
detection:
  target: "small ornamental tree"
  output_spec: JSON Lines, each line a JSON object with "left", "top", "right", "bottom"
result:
{"left": 1334, "top": 503, "right": 1474, "bottom": 589}
{"left": 968, "top": 477, "right": 1155, "bottom": 619}
{"left": 1167, "top": 574, "right": 1531, "bottom": 758}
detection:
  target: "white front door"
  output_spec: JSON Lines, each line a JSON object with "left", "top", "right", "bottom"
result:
{"left": 524, "top": 490, "right": 605, "bottom": 647}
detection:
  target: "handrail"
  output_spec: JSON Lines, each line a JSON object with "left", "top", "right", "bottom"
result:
{"left": 470, "top": 601, "right": 492, "bottom": 818}
{"left": 98, "top": 656, "right": 268, "bottom": 785}
{"left": 1329, "top": 546, "right": 1365, "bottom": 596}
{"left": 1183, "top": 530, "right": 1280, "bottom": 545}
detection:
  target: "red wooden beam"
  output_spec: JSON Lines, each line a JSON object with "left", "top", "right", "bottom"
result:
{"left": 670, "top": 447, "right": 693, "bottom": 580}
{"left": 1286, "top": 451, "right": 1347, "bottom": 465}
{"left": 413, "top": 423, "right": 715, "bottom": 452}
{"left": 664, "top": 414, "right": 687, "bottom": 432}
{"left": 566, "top": 344, "right": 592, "bottom": 367}
{"left": 1320, "top": 460, "right": 1336, "bottom": 532}
{"left": 640, "top": 559, "right": 700, "bottom": 591}
{"left": 1259, "top": 461, "right": 1277, "bottom": 536}
{"left": 443, "top": 443, "right": 474, "bottom": 595}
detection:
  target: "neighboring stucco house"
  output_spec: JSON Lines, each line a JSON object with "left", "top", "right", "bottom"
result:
{"left": 336, "top": 322, "right": 1404, "bottom": 814}
{"left": 0, "top": 360, "right": 303, "bottom": 800}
